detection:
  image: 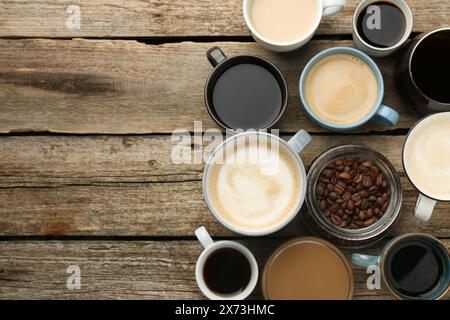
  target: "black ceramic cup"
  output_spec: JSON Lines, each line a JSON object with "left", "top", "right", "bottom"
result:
{"left": 204, "top": 47, "right": 288, "bottom": 130}
{"left": 395, "top": 28, "right": 450, "bottom": 115}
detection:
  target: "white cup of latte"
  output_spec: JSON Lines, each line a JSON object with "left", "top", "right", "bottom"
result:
{"left": 203, "top": 130, "right": 312, "bottom": 236}
{"left": 403, "top": 112, "right": 450, "bottom": 222}
{"left": 243, "top": 0, "right": 346, "bottom": 52}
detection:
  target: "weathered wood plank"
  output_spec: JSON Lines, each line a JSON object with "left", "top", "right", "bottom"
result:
{"left": 0, "top": 240, "right": 448, "bottom": 299}
{"left": 0, "top": 39, "right": 422, "bottom": 134}
{"left": 0, "top": 0, "right": 448, "bottom": 37}
{"left": 0, "top": 135, "right": 449, "bottom": 237}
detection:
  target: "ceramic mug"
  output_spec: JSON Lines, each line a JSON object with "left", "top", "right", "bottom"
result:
{"left": 195, "top": 227, "right": 258, "bottom": 300}
{"left": 402, "top": 112, "right": 450, "bottom": 222}
{"left": 352, "top": 233, "right": 450, "bottom": 300}
{"left": 205, "top": 47, "right": 288, "bottom": 130}
{"left": 352, "top": 0, "right": 413, "bottom": 57}
{"left": 243, "top": 0, "right": 346, "bottom": 52}
{"left": 203, "top": 130, "right": 312, "bottom": 236}
{"left": 299, "top": 47, "right": 400, "bottom": 131}
{"left": 395, "top": 28, "right": 450, "bottom": 115}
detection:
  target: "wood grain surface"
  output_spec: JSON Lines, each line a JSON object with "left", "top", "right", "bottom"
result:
{"left": 0, "top": 134, "right": 449, "bottom": 237}
{"left": 0, "top": 0, "right": 448, "bottom": 37}
{"left": 0, "top": 240, "right": 448, "bottom": 299}
{"left": 0, "top": 39, "right": 421, "bottom": 134}
{"left": 0, "top": 0, "right": 449, "bottom": 301}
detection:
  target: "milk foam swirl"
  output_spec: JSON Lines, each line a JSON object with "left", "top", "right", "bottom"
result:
{"left": 404, "top": 113, "right": 450, "bottom": 200}
{"left": 207, "top": 137, "right": 302, "bottom": 232}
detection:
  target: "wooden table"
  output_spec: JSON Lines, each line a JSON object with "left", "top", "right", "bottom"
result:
{"left": 0, "top": 0, "right": 449, "bottom": 300}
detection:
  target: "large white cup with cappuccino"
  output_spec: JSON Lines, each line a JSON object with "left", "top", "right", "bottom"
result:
{"left": 203, "top": 130, "right": 312, "bottom": 236}
{"left": 243, "top": 0, "right": 346, "bottom": 52}
{"left": 403, "top": 112, "right": 450, "bottom": 222}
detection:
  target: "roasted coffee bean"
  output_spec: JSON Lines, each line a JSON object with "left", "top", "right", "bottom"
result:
{"left": 316, "top": 184, "right": 325, "bottom": 196}
{"left": 376, "top": 174, "right": 383, "bottom": 186}
{"left": 323, "top": 169, "right": 333, "bottom": 178}
{"left": 347, "top": 200, "right": 355, "bottom": 211}
{"left": 361, "top": 161, "right": 372, "bottom": 168}
{"left": 363, "top": 218, "right": 375, "bottom": 227}
{"left": 376, "top": 197, "right": 384, "bottom": 206}
{"left": 329, "top": 204, "right": 340, "bottom": 212}
{"left": 338, "top": 172, "right": 352, "bottom": 180}
{"left": 343, "top": 191, "right": 352, "bottom": 201}
{"left": 319, "top": 200, "right": 327, "bottom": 211}
{"left": 329, "top": 192, "right": 338, "bottom": 200}
{"left": 331, "top": 214, "right": 342, "bottom": 226}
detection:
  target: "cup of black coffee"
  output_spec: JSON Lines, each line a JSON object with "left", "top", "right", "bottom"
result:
{"left": 194, "top": 226, "right": 258, "bottom": 300}
{"left": 396, "top": 28, "right": 450, "bottom": 115}
{"left": 204, "top": 47, "right": 288, "bottom": 130}
{"left": 353, "top": 0, "right": 413, "bottom": 57}
{"left": 352, "top": 233, "right": 450, "bottom": 300}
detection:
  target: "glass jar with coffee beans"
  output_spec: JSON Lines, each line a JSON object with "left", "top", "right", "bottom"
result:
{"left": 304, "top": 145, "right": 403, "bottom": 248}
{"left": 316, "top": 157, "right": 390, "bottom": 229}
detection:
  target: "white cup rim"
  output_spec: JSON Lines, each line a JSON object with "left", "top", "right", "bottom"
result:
{"left": 352, "top": 0, "right": 413, "bottom": 52}
{"left": 243, "top": 0, "right": 323, "bottom": 47}
{"left": 202, "top": 131, "right": 307, "bottom": 236}
{"left": 402, "top": 112, "right": 450, "bottom": 202}
{"left": 195, "top": 241, "right": 259, "bottom": 300}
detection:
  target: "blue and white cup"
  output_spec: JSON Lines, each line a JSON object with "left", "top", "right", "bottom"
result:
{"left": 352, "top": 233, "right": 450, "bottom": 300}
{"left": 299, "top": 47, "right": 400, "bottom": 131}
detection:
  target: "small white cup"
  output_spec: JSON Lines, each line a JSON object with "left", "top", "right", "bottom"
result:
{"left": 195, "top": 227, "right": 259, "bottom": 300}
{"left": 243, "top": 0, "right": 346, "bottom": 52}
{"left": 352, "top": 0, "right": 413, "bottom": 57}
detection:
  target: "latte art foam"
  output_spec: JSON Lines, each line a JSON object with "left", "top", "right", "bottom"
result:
{"left": 404, "top": 113, "right": 450, "bottom": 200}
{"left": 207, "top": 136, "right": 302, "bottom": 232}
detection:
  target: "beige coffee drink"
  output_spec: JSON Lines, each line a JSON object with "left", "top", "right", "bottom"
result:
{"left": 206, "top": 135, "right": 302, "bottom": 233}
{"left": 249, "top": 0, "right": 318, "bottom": 43}
{"left": 305, "top": 54, "right": 378, "bottom": 125}
{"left": 404, "top": 113, "right": 450, "bottom": 200}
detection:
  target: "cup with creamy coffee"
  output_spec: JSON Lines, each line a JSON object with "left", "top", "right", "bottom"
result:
{"left": 403, "top": 112, "right": 450, "bottom": 222}
{"left": 299, "top": 47, "right": 400, "bottom": 131}
{"left": 243, "top": 0, "right": 346, "bottom": 52}
{"left": 203, "top": 130, "right": 312, "bottom": 236}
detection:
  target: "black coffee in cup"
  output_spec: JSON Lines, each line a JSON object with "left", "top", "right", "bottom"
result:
{"left": 357, "top": 2, "right": 406, "bottom": 48}
{"left": 384, "top": 238, "right": 448, "bottom": 298}
{"left": 411, "top": 31, "right": 450, "bottom": 103}
{"left": 396, "top": 28, "right": 450, "bottom": 115}
{"left": 203, "top": 248, "right": 251, "bottom": 295}
{"left": 205, "top": 47, "right": 288, "bottom": 130}
{"left": 212, "top": 63, "right": 282, "bottom": 129}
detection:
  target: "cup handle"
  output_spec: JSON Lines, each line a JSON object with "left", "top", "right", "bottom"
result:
{"left": 414, "top": 194, "right": 437, "bottom": 222}
{"left": 372, "top": 104, "right": 400, "bottom": 127}
{"left": 322, "top": 0, "right": 346, "bottom": 17}
{"left": 195, "top": 226, "right": 214, "bottom": 249}
{"left": 207, "top": 47, "right": 227, "bottom": 67}
{"left": 352, "top": 253, "right": 380, "bottom": 268}
{"left": 288, "top": 129, "right": 312, "bottom": 154}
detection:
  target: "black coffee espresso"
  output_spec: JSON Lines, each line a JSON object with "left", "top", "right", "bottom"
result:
{"left": 411, "top": 31, "right": 450, "bottom": 103}
{"left": 203, "top": 248, "right": 251, "bottom": 295}
{"left": 205, "top": 47, "right": 288, "bottom": 130}
{"left": 212, "top": 63, "right": 282, "bottom": 129}
{"left": 357, "top": 2, "right": 406, "bottom": 48}
{"left": 385, "top": 239, "right": 446, "bottom": 297}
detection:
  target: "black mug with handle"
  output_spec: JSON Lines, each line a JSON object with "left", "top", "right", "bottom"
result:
{"left": 395, "top": 28, "right": 450, "bottom": 116}
{"left": 204, "top": 47, "right": 288, "bottom": 131}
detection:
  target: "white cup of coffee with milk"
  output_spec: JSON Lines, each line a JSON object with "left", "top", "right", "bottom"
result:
{"left": 203, "top": 130, "right": 312, "bottom": 236}
{"left": 243, "top": 0, "right": 346, "bottom": 52}
{"left": 403, "top": 112, "right": 450, "bottom": 222}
